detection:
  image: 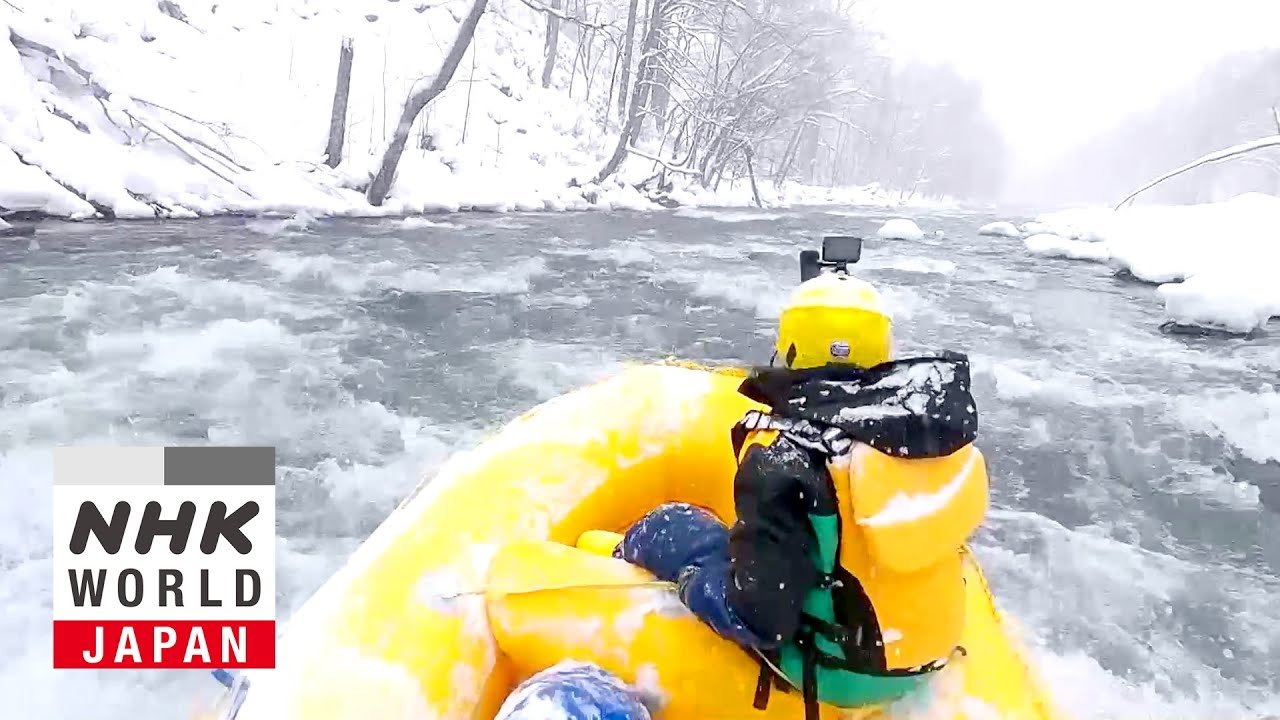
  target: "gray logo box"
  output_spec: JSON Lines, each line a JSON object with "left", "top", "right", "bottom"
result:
{"left": 163, "top": 447, "right": 275, "bottom": 486}
{"left": 54, "top": 447, "right": 276, "bottom": 486}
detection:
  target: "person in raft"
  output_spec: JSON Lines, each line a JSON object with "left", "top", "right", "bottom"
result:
{"left": 614, "top": 247, "right": 990, "bottom": 719}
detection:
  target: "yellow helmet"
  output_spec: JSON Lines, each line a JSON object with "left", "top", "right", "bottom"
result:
{"left": 774, "top": 272, "right": 892, "bottom": 370}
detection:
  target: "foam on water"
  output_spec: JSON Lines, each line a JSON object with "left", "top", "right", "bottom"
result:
{"left": 256, "top": 250, "right": 548, "bottom": 295}
{"left": 672, "top": 208, "right": 789, "bottom": 222}
{"left": 0, "top": 241, "right": 468, "bottom": 719}
{"left": 497, "top": 339, "right": 626, "bottom": 402}
{"left": 977, "top": 509, "right": 1280, "bottom": 717}
{"left": 399, "top": 217, "right": 463, "bottom": 230}
{"left": 1176, "top": 388, "right": 1280, "bottom": 464}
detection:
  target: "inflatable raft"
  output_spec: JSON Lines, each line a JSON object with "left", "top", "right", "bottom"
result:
{"left": 213, "top": 363, "right": 1061, "bottom": 720}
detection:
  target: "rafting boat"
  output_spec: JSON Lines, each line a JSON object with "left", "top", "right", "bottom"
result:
{"left": 208, "top": 362, "right": 1062, "bottom": 720}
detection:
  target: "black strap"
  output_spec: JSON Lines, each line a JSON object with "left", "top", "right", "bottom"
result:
{"left": 801, "top": 636, "right": 819, "bottom": 720}
{"left": 800, "top": 613, "right": 946, "bottom": 678}
{"left": 801, "top": 614, "right": 851, "bottom": 645}
{"left": 731, "top": 420, "right": 750, "bottom": 460}
{"left": 753, "top": 661, "right": 772, "bottom": 711}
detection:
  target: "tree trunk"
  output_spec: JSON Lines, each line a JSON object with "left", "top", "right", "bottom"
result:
{"left": 325, "top": 37, "right": 354, "bottom": 169}
{"left": 616, "top": 0, "right": 641, "bottom": 121}
{"left": 745, "top": 146, "right": 763, "bottom": 208}
{"left": 647, "top": 21, "right": 670, "bottom": 135}
{"left": 367, "top": 0, "right": 490, "bottom": 205}
{"left": 540, "top": 0, "right": 561, "bottom": 88}
{"left": 592, "top": 0, "right": 663, "bottom": 184}
{"left": 775, "top": 118, "right": 807, "bottom": 189}
{"left": 830, "top": 122, "right": 847, "bottom": 187}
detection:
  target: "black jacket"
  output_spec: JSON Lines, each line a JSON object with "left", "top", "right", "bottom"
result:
{"left": 725, "top": 353, "right": 979, "bottom": 648}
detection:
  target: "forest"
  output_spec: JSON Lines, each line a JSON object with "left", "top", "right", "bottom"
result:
{"left": 362, "top": 0, "right": 1010, "bottom": 205}
{"left": 0, "top": 0, "right": 1010, "bottom": 218}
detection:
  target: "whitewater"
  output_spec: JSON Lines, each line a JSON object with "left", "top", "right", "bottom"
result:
{"left": 1, "top": 207, "right": 1277, "bottom": 719}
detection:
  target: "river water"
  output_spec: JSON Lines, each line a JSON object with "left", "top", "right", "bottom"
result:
{"left": 1, "top": 207, "right": 1277, "bottom": 719}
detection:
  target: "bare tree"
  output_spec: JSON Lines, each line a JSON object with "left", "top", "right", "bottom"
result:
{"left": 325, "top": 37, "right": 355, "bottom": 169}
{"left": 592, "top": 0, "right": 665, "bottom": 184}
{"left": 616, "top": 0, "right": 641, "bottom": 121}
{"left": 366, "top": 0, "right": 490, "bottom": 205}
{"left": 541, "top": 0, "right": 562, "bottom": 88}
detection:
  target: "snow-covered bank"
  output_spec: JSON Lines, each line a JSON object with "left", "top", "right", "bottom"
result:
{"left": 0, "top": 1, "right": 950, "bottom": 220}
{"left": 1025, "top": 193, "right": 1280, "bottom": 333}
{"left": 0, "top": 0, "right": 611, "bottom": 218}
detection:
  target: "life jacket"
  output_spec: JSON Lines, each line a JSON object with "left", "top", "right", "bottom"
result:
{"left": 729, "top": 354, "right": 989, "bottom": 720}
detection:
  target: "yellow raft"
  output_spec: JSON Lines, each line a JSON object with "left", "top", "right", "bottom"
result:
{"left": 222, "top": 363, "right": 1062, "bottom": 720}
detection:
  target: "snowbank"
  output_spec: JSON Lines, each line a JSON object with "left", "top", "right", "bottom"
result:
{"left": 1, "top": 0, "right": 621, "bottom": 218}
{"left": 0, "top": 1, "right": 945, "bottom": 220}
{"left": 1031, "top": 193, "right": 1280, "bottom": 333}
{"left": 978, "top": 221, "right": 1020, "bottom": 237}
{"left": 877, "top": 218, "right": 925, "bottom": 240}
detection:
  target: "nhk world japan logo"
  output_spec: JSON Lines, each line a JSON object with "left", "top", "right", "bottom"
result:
{"left": 52, "top": 447, "right": 276, "bottom": 670}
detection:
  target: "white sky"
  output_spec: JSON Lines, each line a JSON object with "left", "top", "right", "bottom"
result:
{"left": 858, "top": 0, "right": 1280, "bottom": 180}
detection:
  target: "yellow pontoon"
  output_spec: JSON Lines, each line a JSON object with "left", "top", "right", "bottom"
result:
{"left": 215, "top": 363, "right": 1061, "bottom": 720}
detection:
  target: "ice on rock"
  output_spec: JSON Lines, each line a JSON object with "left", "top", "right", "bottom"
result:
{"left": 1023, "top": 233, "right": 1111, "bottom": 261}
{"left": 876, "top": 218, "right": 925, "bottom": 240}
{"left": 1158, "top": 273, "right": 1279, "bottom": 334}
{"left": 978, "top": 221, "right": 1020, "bottom": 237}
{"left": 1024, "top": 194, "right": 1280, "bottom": 332}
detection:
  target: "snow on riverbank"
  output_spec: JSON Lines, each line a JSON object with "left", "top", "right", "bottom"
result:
{"left": 0, "top": 0, "right": 938, "bottom": 220}
{"left": 1027, "top": 193, "right": 1280, "bottom": 333}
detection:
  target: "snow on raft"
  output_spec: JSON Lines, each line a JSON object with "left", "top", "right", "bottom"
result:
{"left": 978, "top": 221, "right": 1020, "bottom": 237}
{"left": 1030, "top": 193, "right": 1280, "bottom": 333}
{"left": 877, "top": 218, "right": 925, "bottom": 240}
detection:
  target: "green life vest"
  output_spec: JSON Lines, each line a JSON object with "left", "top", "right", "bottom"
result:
{"left": 736, "top": 413, "right": 950, "bottom": 720}
{"left": 755, "top": 510, "right": 937, "bottom": 719}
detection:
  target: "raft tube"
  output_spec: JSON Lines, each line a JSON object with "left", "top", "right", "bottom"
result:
{"left": 219, "top": 363, "right": 1062, "bottom": 720}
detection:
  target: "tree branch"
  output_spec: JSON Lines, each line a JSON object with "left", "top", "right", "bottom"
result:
{"left": 517, "top": 0, "right": 615, "bottom": 31}
{"left": 1115, "top": 134, "right": 1280, "bottom": 209}
{"left": 625, "top": 144, "right": 700, "bottom": 175}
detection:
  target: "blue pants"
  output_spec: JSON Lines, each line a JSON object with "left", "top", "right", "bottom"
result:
{"left": 615, "top": 502, "right": 770, "bottom": 648}
{"left": 495, "top": 662, "right": 652, "bottom": 720}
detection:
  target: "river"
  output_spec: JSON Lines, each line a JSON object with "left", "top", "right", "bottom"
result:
{"left": 1, "top": 206, "right": 1277, "bottom": 719}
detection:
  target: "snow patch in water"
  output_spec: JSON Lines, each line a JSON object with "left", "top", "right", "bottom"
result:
{"left": 877, "top": 218, "right": 925, "bottom": 240}
{"left": 978, "top": 221, "right": 1020, "bottom": 238}
{"left": 399, "top": 216, "right": 462, "bottom": 230}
